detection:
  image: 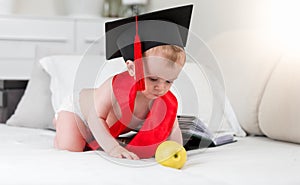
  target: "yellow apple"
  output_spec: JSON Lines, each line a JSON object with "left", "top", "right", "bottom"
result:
{"left": 155, "top": 141, "right": 187, "bottom": 169}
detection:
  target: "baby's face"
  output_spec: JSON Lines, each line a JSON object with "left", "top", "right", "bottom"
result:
{"left": 141, "top": 54, "right": 183, "bottom": 100}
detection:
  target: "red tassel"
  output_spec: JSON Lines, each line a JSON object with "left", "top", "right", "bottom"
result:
{"left": 134, "top": 16, "right": 145, "bottom": 91}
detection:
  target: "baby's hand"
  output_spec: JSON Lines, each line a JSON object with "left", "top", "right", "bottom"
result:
{"left": 108, "top": 145, "right": 139, "bottom": 160}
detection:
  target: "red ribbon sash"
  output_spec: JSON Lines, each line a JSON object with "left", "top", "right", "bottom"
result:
{"left": 88, "top": 71, "right": 178, "bottom": 158}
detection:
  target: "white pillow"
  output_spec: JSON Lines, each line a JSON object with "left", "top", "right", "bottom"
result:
{"left": 40, "top": 55, "right": 245, "bottom": 136}
{"left": 207, "top": 30, "right": 282, "bottom": 135}
{"left": 39, "top": 55, "right": 126, "bottom": 112}
{"left": 6, "top": 60, "right": 55, "bottom": 129}
{"left": 173, "top": 61, "right": 246, "bottom": 137}
{"left": 259, "top": 56, "right": 300, "bottom": 144}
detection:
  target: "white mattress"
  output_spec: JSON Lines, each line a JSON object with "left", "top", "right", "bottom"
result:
{"left": 1, "top": 124, "right": 300, "bottom": 185}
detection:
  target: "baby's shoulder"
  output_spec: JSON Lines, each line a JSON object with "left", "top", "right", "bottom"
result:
{"left": 97, "top": 76, "right": 114, "bottom": 89}
{"left": 95, "top": 76, "right": 117, "bottom": 99}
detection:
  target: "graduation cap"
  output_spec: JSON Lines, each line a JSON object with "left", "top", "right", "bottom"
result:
{"left": 105, "top": 4, "right": 193, "bottom": 90}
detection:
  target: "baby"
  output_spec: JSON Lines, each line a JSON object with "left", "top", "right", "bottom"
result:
{"left": 53, "top": 5, "right": 193, "bottom": 159}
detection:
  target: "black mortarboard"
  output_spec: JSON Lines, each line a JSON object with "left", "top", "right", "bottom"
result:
{"left": 105, "top": 4, "right": 193, "bottom": 61}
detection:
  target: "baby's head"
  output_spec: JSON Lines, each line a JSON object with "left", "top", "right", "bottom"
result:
{"left": 126, "top": 44, "right": 186, "bottom": 99}
{"left": 105, "top": 5, "right": 193, "bottom": 98}
{"left": 144, "top": 44, "right": 186, "bottom": 67}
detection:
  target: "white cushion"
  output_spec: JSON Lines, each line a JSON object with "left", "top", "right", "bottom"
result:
{"left": 39, "top": 55, "right": 126, "bottom": 112}
{"left": 259, "top": 56, "right": 300, "bottom": 143}
{"left": 175, "top": 60, "right": 246, "bottom": 136}
{"left": 6, "top": 61, "right": 55, "bottom": 129}
{"left": 207, "top": 30, "right": 282, "bottom": 135}
{"left": 40, "top": 54, "right": 245, "bottom": 136}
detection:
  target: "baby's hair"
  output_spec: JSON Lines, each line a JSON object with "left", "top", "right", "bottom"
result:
{"left": 144, "top": 45, "right": 186, "bottom": 66}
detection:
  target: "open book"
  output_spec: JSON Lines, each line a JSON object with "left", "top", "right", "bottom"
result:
{"left": 178, "top": 115, "right": 236, "bottom": 150}
{"left": 117, "top": 115, "right": 236, "bottom": 150}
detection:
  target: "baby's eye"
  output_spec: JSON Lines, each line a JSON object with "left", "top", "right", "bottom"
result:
{"left": 148, "top": 77, "right": 158, "bottom": 82}
{"left": 166, "top": 80, "right": 173, "bottom": 84}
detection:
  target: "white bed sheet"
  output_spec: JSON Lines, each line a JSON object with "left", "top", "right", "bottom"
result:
{"left": 1, "top": 124, "right": 299, "bottom": 185}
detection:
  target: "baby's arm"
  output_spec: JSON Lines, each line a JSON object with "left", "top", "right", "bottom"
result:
{"left": 168, "top": 117, "right": 183, "bottom": 145}
{"left": 79, "top": 78, "right": 139, "bottom": 160}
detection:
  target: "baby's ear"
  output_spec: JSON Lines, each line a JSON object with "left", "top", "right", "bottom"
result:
{"left": 126, "top": 60, "right": 135, "bottom": 76}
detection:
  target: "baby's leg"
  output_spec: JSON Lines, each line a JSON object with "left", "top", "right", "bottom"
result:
{"left": 54, "top": 111, "right": 87, "bottom": 152}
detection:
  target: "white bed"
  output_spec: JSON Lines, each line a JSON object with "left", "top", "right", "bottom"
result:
{"left": 2, "top": 45, "right": 300, "bottom": 185}
{"left": 1, "top": 123, "right": 299, "bottom": 185}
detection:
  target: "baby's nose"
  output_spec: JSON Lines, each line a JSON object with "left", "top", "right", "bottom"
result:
{"left": 154, "top": 82, "right": 166, "bottom": 91}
